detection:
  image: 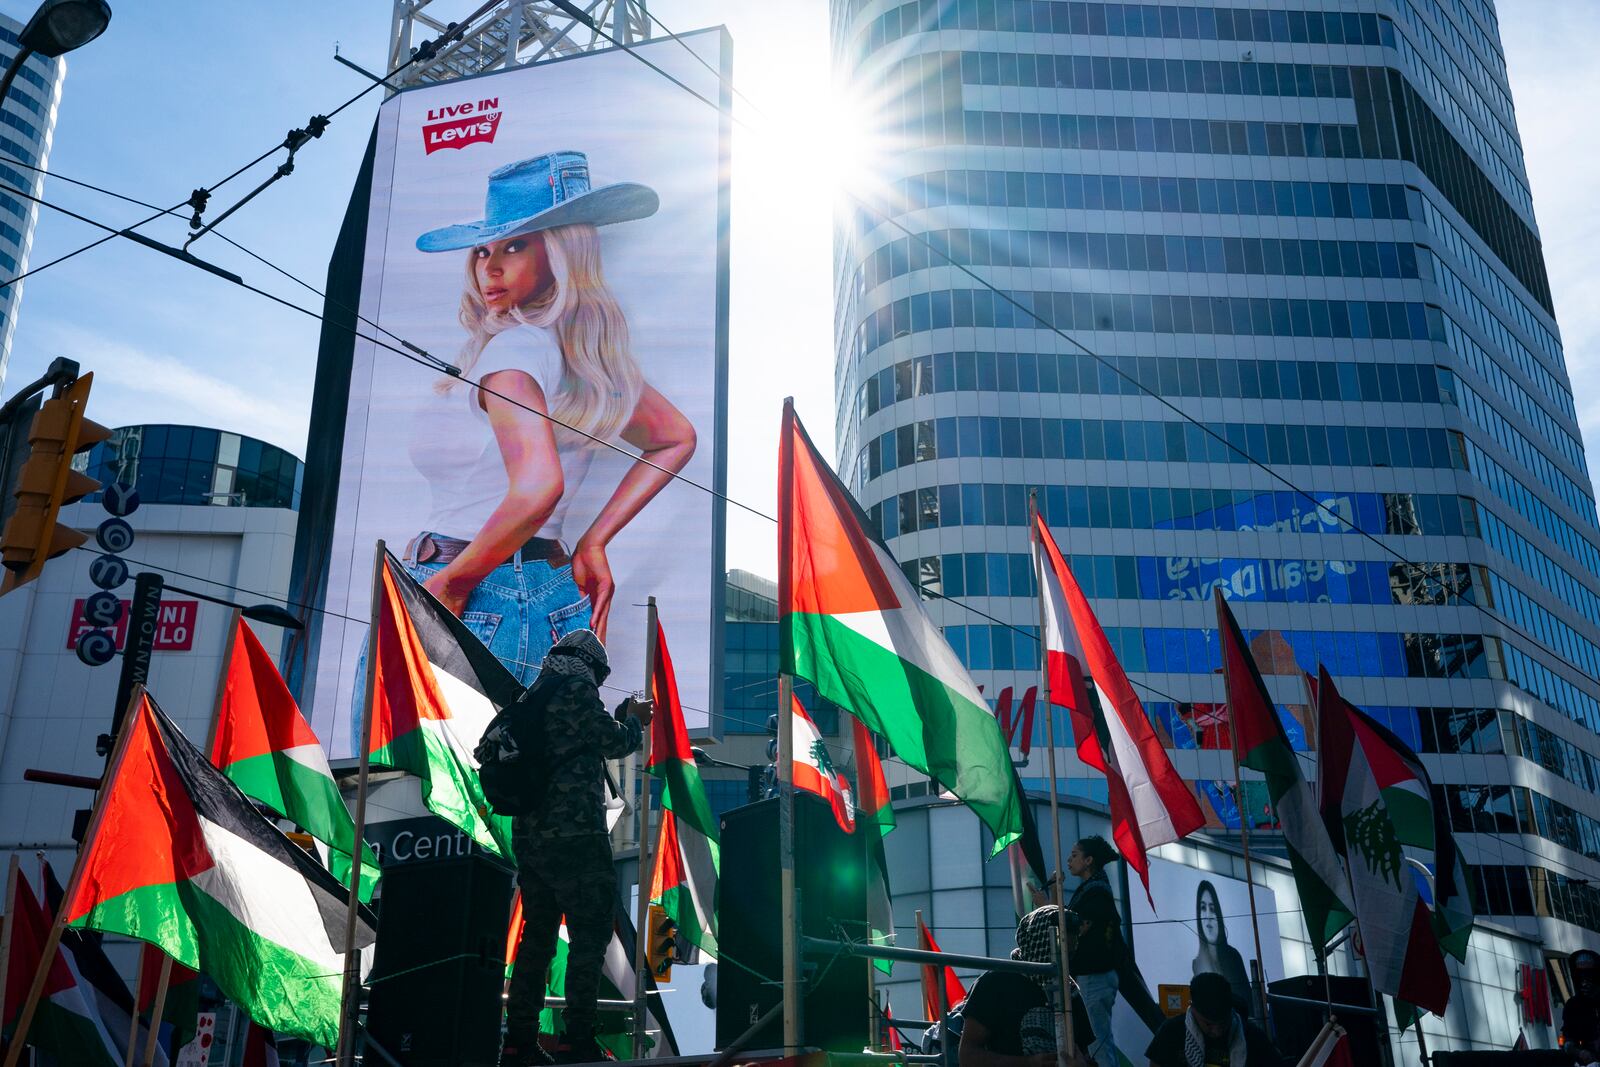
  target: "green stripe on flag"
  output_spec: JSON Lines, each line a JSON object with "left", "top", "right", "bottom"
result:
{"left": 226, "top": 750, "right": 381, "bottom": 901}
{"left": 68, "top": 881, "right": 345, "bottom": 1048}
{"left": 787, "top": 612, "right": 1022, "bottom": 852}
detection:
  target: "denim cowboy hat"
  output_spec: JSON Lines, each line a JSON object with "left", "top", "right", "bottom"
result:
{"left": 416, "top": 149, "right": 658, "bottom": 253}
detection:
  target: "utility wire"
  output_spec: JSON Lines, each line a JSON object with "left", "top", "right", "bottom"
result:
{"left": 542, "top": 7, "right": 1600, "bottom": 724}
{"left": 14, "top": 14, "right": 1600, "bottom": 843}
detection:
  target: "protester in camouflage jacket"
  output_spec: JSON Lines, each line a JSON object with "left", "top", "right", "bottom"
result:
{"left": 502, "top": 629, "right": 650, "bottom": 1067}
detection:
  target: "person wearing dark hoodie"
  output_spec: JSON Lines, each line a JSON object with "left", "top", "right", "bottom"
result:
{"left": 500, "top": 629, "right": 651, "bottom": 1066}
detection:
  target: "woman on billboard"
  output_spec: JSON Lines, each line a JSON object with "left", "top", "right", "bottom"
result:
{"left": 407, "top": 150, "right": 695, "bottom": 676}
{"left": 1191, "top": 879, "right": 1253, "bottom": 1015}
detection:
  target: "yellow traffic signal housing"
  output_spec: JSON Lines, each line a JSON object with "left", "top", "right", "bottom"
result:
{"left": 0, "top": 373, "right": 110, "bottom": 595}
{"left": 646, "top": 903, "right": 677, "bottom": 982}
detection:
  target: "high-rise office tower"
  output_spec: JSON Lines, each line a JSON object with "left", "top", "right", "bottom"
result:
{"left": 832, "top": 0, "right": 1600, "bottom": 950}
{"left": 0, "top": 14, "right": 63, "bottom": 389}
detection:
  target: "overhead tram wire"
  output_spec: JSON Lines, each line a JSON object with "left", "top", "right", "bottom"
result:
{"left": 0, "top": 165, "right": 1568, "bottom": 735}
{"left": 0, "top": 4, "right": 497, "bottom": 295}
{"left": 539, "top": 8, "right": 1600, "bottom": 729}
{"left": 14, "top": 22, "right": 1596, "bottom": 766}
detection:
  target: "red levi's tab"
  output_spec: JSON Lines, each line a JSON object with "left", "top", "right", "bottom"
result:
{"left": 422, "top": 110, "right": 502, "bottom": 154}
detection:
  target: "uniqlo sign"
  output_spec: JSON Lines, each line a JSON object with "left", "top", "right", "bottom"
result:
{"left": 67, "top": 599, "right": 199, "bottom": 652}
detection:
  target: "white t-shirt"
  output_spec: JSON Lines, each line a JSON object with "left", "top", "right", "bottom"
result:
{"left": 408, "top": 327, "right": 596, "bottom": 543}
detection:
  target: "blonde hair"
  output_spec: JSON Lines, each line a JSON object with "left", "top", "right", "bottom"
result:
{"left": 444, "top": 223, "right": 642, "bottom": 444}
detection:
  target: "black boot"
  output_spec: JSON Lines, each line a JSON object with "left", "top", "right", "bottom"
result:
{"left": 500, "top": 1032, "right": 555, "bottom": 1067}
{"left": 556, "top": 1029, "right": 616, "bottom": 1063}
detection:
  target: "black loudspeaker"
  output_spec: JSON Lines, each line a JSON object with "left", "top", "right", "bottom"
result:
{"left": 1267, "top": 975, "right": 1386, "bottom": 1065}
{"left": 367, "top": 852, "right": 516, "bottom": 1066}
{"left": 715, "top": 794, "right": 869, "bottom": 1052}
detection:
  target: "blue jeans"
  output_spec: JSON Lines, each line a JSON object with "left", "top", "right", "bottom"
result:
{"left": 1077, "top": 969, "right": 1119, "bottom": 1067}
{"left": 349, "top": 543, "right": 592, "bottom": 752}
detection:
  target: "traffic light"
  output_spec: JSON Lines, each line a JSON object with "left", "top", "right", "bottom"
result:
{"left": 646, "top": 903, "right": 677, "bottom": 982}
{"left": 0, "top": 373, "right": 109, "bottom": 595}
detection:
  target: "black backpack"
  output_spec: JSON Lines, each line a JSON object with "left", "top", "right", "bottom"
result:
{"left": 475, "top": 674, "right": 561, "bottom": 817}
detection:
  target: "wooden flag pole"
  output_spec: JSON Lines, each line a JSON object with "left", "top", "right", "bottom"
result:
{"left": 139, "top": 955, "right": 174, "bottom": 1067}
{"left": 0, "top": 855, "right": 19, "bottom": 1047}
{"left": 632, "top": 596, "right": 660, "bottom": 1058}
{"left": 777, "top": 671, "right": 801, "bottom": 1054}
{"left": 5, "top": 685, "right": 148, "bottom": 1067}
{"left": 1030, "top": 493, "right": 1077, "bottom": 1066}
{"left": 1218, "top": 595, "right": 1272, "bottom": 1028}
{"left": 125, "top": 951, "right": 146, "bottom": 1067}
{"left": 336, "top": 539, "right": 385, "bottom": 1067}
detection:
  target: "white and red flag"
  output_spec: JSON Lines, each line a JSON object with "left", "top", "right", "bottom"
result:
{"left": 791, "top": 694, "right": 855, "bottom": 833}
{"left": 1033, "top": 511, "right": 1203, "bottom": 895}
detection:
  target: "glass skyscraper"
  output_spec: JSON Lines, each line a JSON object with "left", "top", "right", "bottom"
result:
{"left": 0, "top": 15, "right": 63, "bottom": 389}
{"left": 831, "top": 0, "right": 1600, "bottom": 950}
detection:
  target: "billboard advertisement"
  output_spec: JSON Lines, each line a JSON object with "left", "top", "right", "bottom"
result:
{"left": 1113, "top": 858, "right": 1284, "bottom": 1056}
{"left": 306, "top": 32, "right": 730, "bottom": 754}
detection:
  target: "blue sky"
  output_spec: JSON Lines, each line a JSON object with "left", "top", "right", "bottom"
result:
{"left": 0, "top": 0, "right": 1595, "bottom": 580}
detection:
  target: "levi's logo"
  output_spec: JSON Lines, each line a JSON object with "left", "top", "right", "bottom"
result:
{"left": 422, "top": 97, "right": 501, "bottom": 154}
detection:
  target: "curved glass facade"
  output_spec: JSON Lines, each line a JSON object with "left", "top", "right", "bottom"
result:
{"left": 832, "top": 0, "right": 1600, "bottom": 944}
{"left": 81, "top": 425, "right": 303, "bottom": 510}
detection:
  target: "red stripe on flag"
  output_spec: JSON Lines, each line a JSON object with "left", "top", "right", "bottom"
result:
{"left": 779, "top": 401, "right": 901, "bottom": 618}
{"left": 65, "top": 695, "right": 215, "bottom": 924}
{"left": 648, "top": 620, "right": 692, "bottom": 770}
{"left": 368, "top": 557, "right": 456, "bottom": 753}
{"left": 916, "top": 917, "right": 967, "bottom": 1021}
{"left": 212, "top": 618, "right": 320, "bottom": 766}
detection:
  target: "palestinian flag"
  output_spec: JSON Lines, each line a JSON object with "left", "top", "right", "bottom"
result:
{"left": 509, "top": 896, "right": 679, "bottom": 1058}
{"left": 1035, "top": 512, "right": 1202, "bottom": 894}
{"left": 366, "top": 550, "right": 520, "bottom": 859}
{"left": 241, "top": 1022, "right": 281, "bottom": 1067}
{"left": 136, "top": 942, "right": 200, "bottom": 1056}
{"left": 792, "top": 695, "right": 854, "bottom": 833}
{"left": 779, "top": 402, "right": 1024, "bottom": 852}
{"left": 1316, "top": 668, "right": 1451, "bottom": 1015}
{"left": 852, "top": 714, "right": 895, "bottom": 975}
{"left": 40, "top": 863, "right": 170, "bottom": 1066}
{"left": 1215, "top": 592, "right": 1352, "bottom": 952}
{"left": 916, "top": 916, "right": 968, "bottom": 1021}
{"left": 213, "top": 617, "right": 380, "bottom": 901}
{"left": 2, "top": 870, "right": 122, "bottom": 1065}
{"left": 646, "top": 619, "right": 719, "bottom": 959}
{"left": 62, "top": 693, "right": 377, "bottom": 1047}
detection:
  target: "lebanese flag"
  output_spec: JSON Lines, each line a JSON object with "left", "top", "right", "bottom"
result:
{"left": 367, "top": 550, "right": 520, "bottom": 858}
{"left": 1215, "top": 592, "right": 1352, "bottom": 952}
{"left": 1316, "top": 667, "right": 1451, "bottom": 1015}
{"left": 779, "top": 402, "right": 1024, "bottom": 852}
{"left": 853, "top": 715, "right": 896, "bottom": 975}
{"left": 1033, "top": 512, "right": 1202, "bottom": 893}
{"left": 213, "top": 617, "right": 380, "bottom": 901}
{"left": 916, "top": 917, "right": 968, "bottom": 1021}
{"left": 646, "top": 619, "right": 719, "bottom": 959}
{"left": 62, "top": 693, "right": 377, "bottom": 1047}
{"left": 792, "top": 694, "right": 855, "bottom": 833}
{"left": 2, "top": 870, "right": 122, "bottom": 1066}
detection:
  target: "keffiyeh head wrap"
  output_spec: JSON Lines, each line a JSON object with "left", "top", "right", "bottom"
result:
{"left": 542, "top": 628, "right": 610, "bottom": 685}
{"left": 1011, "top": 905, "right": 1061, "bottom": 989}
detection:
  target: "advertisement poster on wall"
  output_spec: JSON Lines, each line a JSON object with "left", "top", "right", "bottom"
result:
{"left": 1113, "top": 857, "right": 1284, "bottom": 1058}
{"left": 305, "top": 32, "right": 730, "bottom": 754}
